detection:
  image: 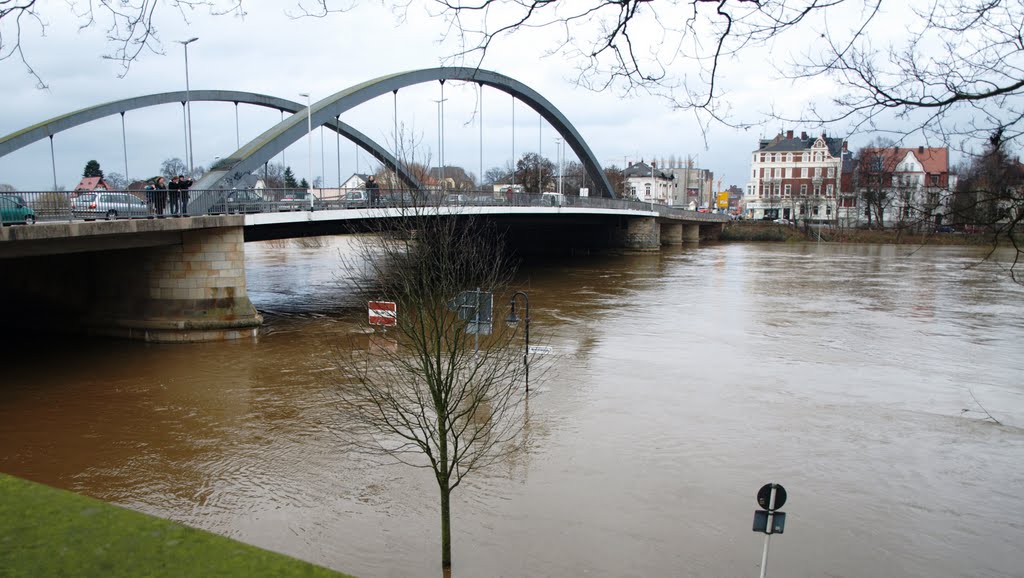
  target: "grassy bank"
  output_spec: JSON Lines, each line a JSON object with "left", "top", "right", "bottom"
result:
{"left": 721, "top": 221, "right": 1001, "bottom": 246}
{"left": 0, "top": 474, "right": 351, "bottom": 578}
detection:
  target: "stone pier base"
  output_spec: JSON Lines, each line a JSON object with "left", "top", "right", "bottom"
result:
{"left": 660, "top": 223, "right": 683, "bottom": 246}
{"left": 622, "top": 217, "right": 661, "bottom": 251}
{"left": 1, "top": 225, "right": 261, "bottom": 343}
{"left": 683, "top": 224, "right": 701, "bottom": 244}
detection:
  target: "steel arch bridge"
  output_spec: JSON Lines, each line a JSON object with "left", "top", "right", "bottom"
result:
{"left": 0, "top": 90, "right": 422, "bottom": 189}
{"left": 0, "top": 67, "right": 615, "bottom": 200}
{"left": 198, "top": 67, "right": 614, "bottom": 198}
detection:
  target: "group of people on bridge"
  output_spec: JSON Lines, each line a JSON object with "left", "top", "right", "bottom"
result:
{"left": 143, "top": 176, "right": 194, "bottom": 216}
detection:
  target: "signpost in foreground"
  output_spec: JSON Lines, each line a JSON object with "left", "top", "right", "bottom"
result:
{"left": 752, "top": 483, "right": 788, "bottom": 578}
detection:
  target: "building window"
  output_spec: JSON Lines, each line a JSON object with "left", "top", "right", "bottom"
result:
{"left": 826, "top": 184, "right": 834, "bottom": 196}
{"left": 826, "top": 207, "right": 832, "bottom": 216}
{"left": 630, "top": 186, "right": 636, "bottom": 197}
{"left": 774, "top": 184, "right": 781, "bottom": 196}
{"left": 827, "top": 167, "right": 835, "bottom": 178}
{"left": 813, "top": 206, "right": 819, "bottom": 216}
{"left": 770, "top": 153, "right": 776, "bottom": 162}
{"left": 800, "top": 184, "right": 807, "bottom": 196}
{"left": 784, "top": 184, "right": 791, "bottom": 197}
{"left": 785, "top": 167, "right": 792, "bottom": 178}
{"left": 801, "top": 167, "right": 808, "bottom": 178}
{"left": 799, "top": 205, "right": 806, "bottom": 215}
{"left": 645, "top": 184, "right": 651, "bottom": 197}
{"left": 814, "top": 167, "right": 822, "bottom": 178}
{"left": 930, "top": 174, "right": 939, "bottom": 186}
{"left": 814, "top": 185, "right": 821, "bottom": 196}
{"left": 786, "top": 153, "right": 793, "bottom": 162}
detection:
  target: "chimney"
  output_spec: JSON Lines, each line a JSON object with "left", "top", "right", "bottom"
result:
{"left": 652, "top": 161, "right": 657, "bottom": 169}
{"left": 843, "top": 141, "right": 848, "bottom": 152}
{"left": 918, "top": 146, "right": 925, "bottom": 154}
{"left": 786, "top": 130, "right": 794, "bottom": 139}
{"left": 801, "top": 131, "right": 807, "bottom": 140}
{"left": 628, "top": 161, "right": 633, "bottom": 167}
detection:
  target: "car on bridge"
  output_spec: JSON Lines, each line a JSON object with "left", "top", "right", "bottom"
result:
{"left": 71, "top": 192, "right": 149, "bottom": 220}
{"left": 207, "top": 190, "right": 266, "bottom": 215}
{"left": 278, "top": 191, "right": 322, "bottom": 211}
{"left": 0, "top": 194, "right": 36, "bottom": 225}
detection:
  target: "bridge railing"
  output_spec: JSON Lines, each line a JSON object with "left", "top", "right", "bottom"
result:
{"left": 0, "top": 188, "right": 728, "bottom": 226}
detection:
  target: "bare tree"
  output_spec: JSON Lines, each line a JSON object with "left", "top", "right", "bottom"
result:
{"left": 1, "top": 1, "right": 244, "bottom": 87}
{"left": 332, "top": 212, "right": 531, "bottom": 573}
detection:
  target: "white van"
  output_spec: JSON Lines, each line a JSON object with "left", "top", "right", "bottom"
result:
{"left": 541, "top": 192, "right": 565, "bottom": 207}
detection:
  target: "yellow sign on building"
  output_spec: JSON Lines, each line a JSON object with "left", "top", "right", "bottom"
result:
{"left": 716, "top": 191, "right": 730, "bottom": 208}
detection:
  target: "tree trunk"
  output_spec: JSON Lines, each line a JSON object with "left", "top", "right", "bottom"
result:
{"left": 440, "top": 483, "right": 452, "bottom": 571}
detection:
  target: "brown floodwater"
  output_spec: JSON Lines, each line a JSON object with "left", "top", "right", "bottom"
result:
{"left": 2, "top": 239, "right": 1023, "bottom": 577}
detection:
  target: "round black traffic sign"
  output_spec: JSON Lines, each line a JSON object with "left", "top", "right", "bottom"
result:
{"left": 757, "top": 483, "right": 787, "bottom": 510}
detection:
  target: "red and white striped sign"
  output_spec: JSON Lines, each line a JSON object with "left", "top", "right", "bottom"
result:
{"left": 368, "top": 301, "right": 397, "bottom": 326}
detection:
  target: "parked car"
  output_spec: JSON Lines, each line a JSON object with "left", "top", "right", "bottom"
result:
{"left": 208, "top": 190, "right": 265, "bottom": 214}
{"left": 445, "top": 193, "right": 469, "bottom": 205}
{"left": 71, "top": 192, "right": 148, "bottom": 220}
{"left": 935, "top": 225, "right": 957, "bottom": 233}
{"left": 344, "top": 189, "right": 369, "bottom": 208}
{"left": 0, "top": 194, "right": 36, "bottom": 225}
{"left": 278, "top": 190, "right": 321, "bottom": 211}
{"left": 773, "top": 218, "right": 793, "bottom": 225}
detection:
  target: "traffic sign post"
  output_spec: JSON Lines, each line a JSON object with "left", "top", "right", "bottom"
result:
{"left": 752, "top": 483, "right": 788, "bottom": 578}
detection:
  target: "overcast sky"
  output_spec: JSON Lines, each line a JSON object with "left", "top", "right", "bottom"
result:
{"left": 0, "top": 1, "right": 915, "bottom": 192}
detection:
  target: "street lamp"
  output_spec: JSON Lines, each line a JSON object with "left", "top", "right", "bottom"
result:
{"left": 298, "top": 92, "right": 314, "bottom": 208}
{"left": 505, "top": 291, "right": 530, "bottom": 394}
{"left": 554, "top": 137, "right": 563, "bottom": 196}
{"left": 177, "top": 37, "right": 199, "bottom": 176}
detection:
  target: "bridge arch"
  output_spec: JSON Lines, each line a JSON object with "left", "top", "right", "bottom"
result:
{"left": 199, "top": 68, "right": 616, "bottom": 198}
{"left": 0, "top": 90, "right": 421, "bottom": 189}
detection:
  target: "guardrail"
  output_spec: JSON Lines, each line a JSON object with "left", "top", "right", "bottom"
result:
{"left": 0, "top": 188, "right": 729, "bottom": 226}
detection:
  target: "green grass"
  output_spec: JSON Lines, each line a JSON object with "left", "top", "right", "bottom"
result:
{"left": 0, "top": 474, "right": 352, "bottom": 578}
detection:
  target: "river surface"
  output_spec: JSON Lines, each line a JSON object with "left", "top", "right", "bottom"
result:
{"left": 2, "top": 240, "right": 1024, "bottom": 577}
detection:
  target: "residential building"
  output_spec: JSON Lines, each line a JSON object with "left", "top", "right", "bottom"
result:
{"left": 75, "top": 176, "right": 111, "bottom": 192}
{"left": 623, "top": 161, "right": 674, "bottom": 205}
{"left": 744, "top": 130, "right": 847, "bottom": 222}
{"left": 847, "top": 146, "right": 952, "bottom": 229}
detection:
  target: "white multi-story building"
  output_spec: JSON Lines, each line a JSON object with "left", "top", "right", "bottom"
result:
{"left": 623, "top": 161, "right": 674, "bottom": 205}
{"left": 744, "top": 130, "right": 847, "bottom": 222}
{"left": 843, "top": 146, "right": 953, "bottom": 229}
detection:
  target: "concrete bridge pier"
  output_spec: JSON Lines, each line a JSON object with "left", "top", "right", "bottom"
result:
{"left": 660, "top": 222, "right": 683, "bottom": 246}
{"left": 1, "top": 223, "right": 262, "bottom": 343}
{"left": 683, "top": 224, "right": 701, "bottom": 244}
{"left": 623, "top": 217, "right": 661, "bottom": 251}
{"left": 93, "top": 227, "right": 263, "bottom": 342}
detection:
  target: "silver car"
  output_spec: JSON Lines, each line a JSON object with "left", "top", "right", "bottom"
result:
{"left": 71, "top": 192, "right": 149, "bottom": 220}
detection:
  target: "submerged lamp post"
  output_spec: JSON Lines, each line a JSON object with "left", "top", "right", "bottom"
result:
{"left": 506, "top": 291, "right": 530, "bottom": 393}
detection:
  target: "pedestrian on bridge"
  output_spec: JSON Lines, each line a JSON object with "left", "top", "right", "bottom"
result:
{"left": 154, "top": 177, "right": 168, "bottom": 216}
{"left": 168, "top": 176, "right": 181, "bottom": 215}
{"left": 179, "top": 175, "right": 193, "bottom": 216}
{"left": 366, "top": 175, "right": 380, "bottom": 207}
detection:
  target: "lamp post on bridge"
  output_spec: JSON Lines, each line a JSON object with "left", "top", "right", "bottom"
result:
{"left": 176, "top": 37, "right": 199, "bottom": 177}
{"left": 298, "top": 92, "right": 314, "bottom": 209}
{"left": 557, "top": 137, "right": 565, "bottom": 196}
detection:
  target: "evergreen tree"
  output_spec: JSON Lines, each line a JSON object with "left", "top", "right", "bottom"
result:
{"left": 283, "top": 166, "right": 298, "bottom": 188}
{"left": 83, "top": 160, "right": 103, "bottom": 179}
{"left": 299, "top": 178, "right": 309, "bottom": 189}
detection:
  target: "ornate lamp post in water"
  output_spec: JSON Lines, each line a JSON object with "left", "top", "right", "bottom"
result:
{"left": 177, "top": 37, "right": 199, "bottom": 176}
{"left": 505, "top": 291, "right": 530, "bottom": 393}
